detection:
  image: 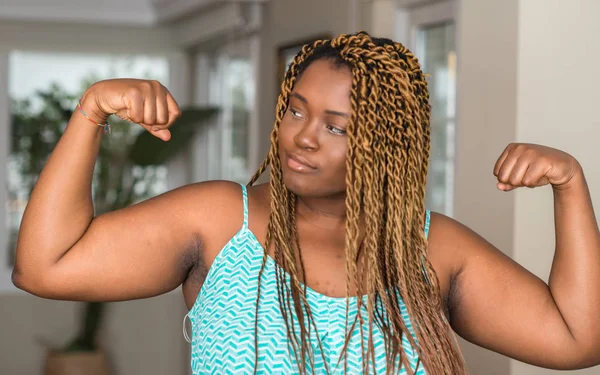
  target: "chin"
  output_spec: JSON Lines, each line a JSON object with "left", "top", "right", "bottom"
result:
{"left": 281, "top": 170, "right": 345, "bottom": 199}
{"left": 281, "top": 170, "right": 318, "bottom": 196}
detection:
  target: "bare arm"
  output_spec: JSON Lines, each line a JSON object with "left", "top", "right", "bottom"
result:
{"left": 432, "top": 144, "right": 600, "bottom": 370}
{"left": 12, "top": 79, "right": 226, "bottom": 301}
{"left": 548, "top": 170, "right": 600, "bottom": 351}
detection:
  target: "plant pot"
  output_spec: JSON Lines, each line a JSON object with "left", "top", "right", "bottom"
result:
{"left": 44, "top": 350, "right": 110, "bottom": 375}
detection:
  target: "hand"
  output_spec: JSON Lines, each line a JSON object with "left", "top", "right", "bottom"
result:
{"left": 81, "top": 79, "right": 181, "bottom": 141}
{"left": 493, "top": 143, "right": 581, "bottom": 191}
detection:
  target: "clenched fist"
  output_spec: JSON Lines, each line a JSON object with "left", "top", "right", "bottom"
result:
{"left": 493, "top": 143, "right": 582, "bottom": 191}
{"left": 80, "top": 79, "right": 181, "bottom": 141}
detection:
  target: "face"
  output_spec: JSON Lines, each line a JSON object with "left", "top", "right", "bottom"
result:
{"left": 278, "top": 59, "right": 352, "bottom": 198}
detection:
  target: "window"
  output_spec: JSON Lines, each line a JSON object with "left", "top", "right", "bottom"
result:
{"left": 416, "top": 22, "right": 456, "bottom": 215}
{"left": 212, "top": 55, "right": 254, "bottom": 183}
{"left": 194, "top": 38, "right": 257, "bottom": 184}
{"left": 1, "top": 51, "right": 169, "bottom": 291}
{"left": 397, "top": 0, "right": 457, "bottom": 216}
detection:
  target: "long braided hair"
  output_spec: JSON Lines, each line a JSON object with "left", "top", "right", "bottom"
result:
{"left": 248, "top": 32, "right": 467, "bottom": 375}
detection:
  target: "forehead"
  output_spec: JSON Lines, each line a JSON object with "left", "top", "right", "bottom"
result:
{"left": 292, "top": 59, "right": 352, "bottom": 104}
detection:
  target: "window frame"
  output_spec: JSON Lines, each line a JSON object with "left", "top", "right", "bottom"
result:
{"left": 0, "top": 49, "right": 12, "bottom": 292}
{"left": 396, "top": 0, "right": 458, "bottom": 216}
{"left": 191, "top": 34, "right": 260, "bottom": 183}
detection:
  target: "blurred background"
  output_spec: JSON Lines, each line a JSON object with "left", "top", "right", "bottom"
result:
{"left": 0, "top": 0, "right": 598, "bottom": 374}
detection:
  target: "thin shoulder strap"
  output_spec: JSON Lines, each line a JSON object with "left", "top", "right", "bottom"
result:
{"left": 421, "top": 209, "right": 432, "bottom": 284}
{"left": 424, "top": 209, "right": 431, "bottom": 239}
{"left": 240, "top": 183, "right": 249, "bottom": 230}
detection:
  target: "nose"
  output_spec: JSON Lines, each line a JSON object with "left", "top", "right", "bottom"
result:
{"left": 293, "top": 120, "right": 319, "bottom": 151}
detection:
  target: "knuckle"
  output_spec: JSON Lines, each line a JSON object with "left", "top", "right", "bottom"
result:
{"left": 149, "top": 80, "right": 163, "bottom": 91}
{"left": 139, "top": 81, "right": 155, "bottom": 95}
{"left": 523, "top": 148, "right": 537, "bottom": 158}
{"left": 127, "top": 87, "right": 142, "bottom": 100}
{"left": 146, "top": 112, "right": 157, "bottom": 123}
{"left": 131, "top": 114, "right": 143, "bottom": 123}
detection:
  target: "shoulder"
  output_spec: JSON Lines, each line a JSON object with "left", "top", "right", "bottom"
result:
{"left": 247, "top": 182, "right": 270, "bottom": 207}
{"left": 162, "top": 180, "right": 248, "bottom": 241}
{"left": 168, "top": 180, "right": 245, "bottom": 216}
{"left": 427, "top": 212, "right": 464, "bottom": 268}
{"left": 427, "top": 211, "right": 491, "bottom": 270}
{"left": 174, "top": 179, "right": 243, "bottom": 201}
{"left": 245, "top": 183, "right": 271, "bottom": 238}
{"left": 180, "top": 181, "right": 272, "bottom": 242}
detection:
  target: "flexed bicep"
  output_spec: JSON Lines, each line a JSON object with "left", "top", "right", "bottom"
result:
{"left": 430, "top": 214, "right": 589, "bottom": 370}
{"left": 14, "top": 181, "right": 243, "bottom": 302}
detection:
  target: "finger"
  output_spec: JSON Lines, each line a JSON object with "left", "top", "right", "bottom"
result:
{"left": 125, "top": 91, "right": 144, "bottom": 124}
{"left": 493, "top": 144, "right": 512, "bottom": 176}
{"left": 165, "top": 89, "right": 182, "bottom": 127}
{"left": 497, "top": 152, "right": 520, "bottom": 183}
{"left": 143, "top": 95, "right": 157, "bottom": 125}
{"left": 150, "top": 128, "right": 171, "bottom": 142}
{"left": 156, "top": 90, "right": 169, "bottom": 125}
{"left": 507, "top": 155, "right": 531, "bottom": 187}
{"left": 497, "top": 182, "right": 516, "bottom": 191}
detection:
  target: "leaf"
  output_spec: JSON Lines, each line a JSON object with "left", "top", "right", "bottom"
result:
{"left": 128, "top": 106, "right": 219, "bottom": 166}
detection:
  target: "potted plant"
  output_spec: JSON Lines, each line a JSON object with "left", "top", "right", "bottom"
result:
{"left": 10, "top": 83, "right": 218, "bottom": 375}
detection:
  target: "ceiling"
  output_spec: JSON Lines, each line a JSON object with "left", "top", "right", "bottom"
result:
{"left": 0, "top": 0, "right": 228, "bottom": 26}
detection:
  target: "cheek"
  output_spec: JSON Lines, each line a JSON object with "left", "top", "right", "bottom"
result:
{"left": 277, "top": 119, "right": 293, "bottom": 146}
{"left": 330, "top": 142, "right": 348, "bottom": 175}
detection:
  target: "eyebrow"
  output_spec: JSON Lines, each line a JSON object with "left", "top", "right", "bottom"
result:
{"left": 290, "top": 92, "right": 350, "bottom": 119}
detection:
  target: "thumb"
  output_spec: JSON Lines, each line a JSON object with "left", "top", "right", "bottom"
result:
{"left": 497, "top": 182, "right": 516, "bottom": 191}
{"left": 151, "top": 128, "right": 171, "bottom": 141}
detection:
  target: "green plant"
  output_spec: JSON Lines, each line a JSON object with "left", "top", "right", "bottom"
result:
{"left": 10, "top": 83, "right": 218, "bottom": 352}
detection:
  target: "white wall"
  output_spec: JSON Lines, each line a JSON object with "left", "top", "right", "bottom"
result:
{"left": 457, "top": 0, "right": 600, "bottom": 374}
{"left": 454, "top": 0, "right": 518, "bottom": 373}
{"left": 0, "top": 19, "right": 175, "bottom": 54}
{"left": 0, "top": 0, "right": 155, "bottom": 25}
{"left": 513, "top": 0, "right": 600, "bottom": 374}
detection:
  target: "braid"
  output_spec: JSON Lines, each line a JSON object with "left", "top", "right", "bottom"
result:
{"left": 249, "top": 31, "right": 467, "bottom": 375}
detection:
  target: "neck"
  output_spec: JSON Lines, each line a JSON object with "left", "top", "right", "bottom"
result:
{"left": 296, "top": 194, "right": 346, "bottom": 230}
{"left": 295, "top": 192, "right": 367, "bottom": 265}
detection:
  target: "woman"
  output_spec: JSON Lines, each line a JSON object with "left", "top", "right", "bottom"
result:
{"left": 12, "top": 32, "right": 600, "bottom": 374}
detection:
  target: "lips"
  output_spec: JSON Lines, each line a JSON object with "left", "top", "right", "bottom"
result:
{"left": 286, "top": 152, "right": 317, "bottom": 172}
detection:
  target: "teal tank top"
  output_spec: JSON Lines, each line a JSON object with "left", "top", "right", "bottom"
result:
{"left": 184, "top": 185, "right": 429, "bottom": 374}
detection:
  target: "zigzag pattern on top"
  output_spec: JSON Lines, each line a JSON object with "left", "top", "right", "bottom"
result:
{"left": 186, "top": 185, "right": 429, "bottom": 374}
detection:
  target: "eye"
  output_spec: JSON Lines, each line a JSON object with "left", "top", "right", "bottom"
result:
{"left": 326, "top": 125, "right": 346, "bottom": 136}
{"left": 289, "top": 108, "right": 304, "bottom": 120}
